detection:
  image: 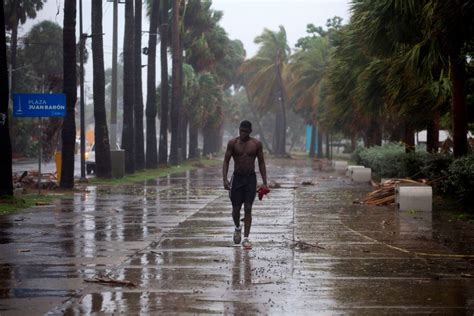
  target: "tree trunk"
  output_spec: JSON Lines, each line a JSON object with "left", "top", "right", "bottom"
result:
{"left": 325, "top": 132, "right": 330, "bottom": 158}
{"left": 188, "top": 123, "right": 198, "bottom": 159}
{"left": 92, "top": 0, "right": 111, "bottom": 178}
{"left": 274, "top": 83, "right": 286, "bottom": 156}
{"left": 244, "top": 86, "right": 273, "bottom": 154}
{"left": 403, "top": 124, "right": 415, "bottom": 153}
{"left": 451, "top": 54, "right": 468, "bottom": 157}
{"left": 60, "top": 0, "right": 77, "bottom": 189}
{"left": 133, "top": 0, "right": 144, "bottom": 170}
{"left": 169, "top": 0, "right": 182, "bottom": 165}
{"left": 145, "top": 0, "right": 159, "bottom": 169}
{"left": 350, "top": 134, "right": 356, "bottom": 152}
{"left": 426, "top": 112, "right": 440, "bottom": 154}
{"left": 9, "top": 16, "right": 18, "bottom": 100}
{"left": 317, "top": 128, "right": 323, "bottom": 159}
{"left": 158, "top": 0, "right": 169, "bottom": 165}
{"left": 202, "top": 123, "right": 215, "bottom": 156}
{"left": 122, "top": 0, "right": 135, "bottom": 174}
{"left": 178, "top": 55, "right": 186, "bottom": 161}
{"left": 0, "top": 1, "right": 13, "bottom": 195}
{"left": 367, "top": 118, "right": 382, "bottom": 147}
{"left": 309, "top": 123, "right": 316, "bottom": 158}
{"left": 180, "top": 112, "right": 188, "bottom": 160}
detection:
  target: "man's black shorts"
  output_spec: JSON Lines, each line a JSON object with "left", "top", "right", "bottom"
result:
{"left": 229, "top": 172, "right": 257, "bottom": 208}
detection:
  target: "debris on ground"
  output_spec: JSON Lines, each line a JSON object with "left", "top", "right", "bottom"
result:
{"left": 362, "top": 179, "right": 426, "bottom": 206}
{"left": 285, "top": 238, "right": 325, "bottom": 250}
{"left": 84, "top": 276, "right": 137, "bottom": 287}
{"left": 13, "top": 171, "right": 58, "bottom": 191}
{"left": 301, "top": 180, "right": 314, "bottom": 185}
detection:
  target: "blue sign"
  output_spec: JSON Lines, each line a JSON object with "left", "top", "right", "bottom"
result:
{"left": 13, "top": 93, "right": 66, "bottom": 117}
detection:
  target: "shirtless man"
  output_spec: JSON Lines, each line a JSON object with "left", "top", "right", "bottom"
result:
{"left": 223, "top": 120, "right": 268, "bottom": 249}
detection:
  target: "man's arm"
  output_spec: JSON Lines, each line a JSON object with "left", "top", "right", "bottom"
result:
{"left": 257, "top": 141, "right": 267, "bottom": 187}
{"left": 223, "top": 140, "right": 233, "bottom": 190}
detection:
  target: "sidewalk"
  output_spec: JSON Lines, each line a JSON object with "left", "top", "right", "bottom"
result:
{"left": 1, "top": 158, "right": 473, "bottom": 314}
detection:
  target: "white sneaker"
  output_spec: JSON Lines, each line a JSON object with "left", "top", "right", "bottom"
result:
{"left": 242, "top": 238, "right": 252, "bottom": 249}
{"left": 233, "top": 227, "right": 242, "bottom": 244}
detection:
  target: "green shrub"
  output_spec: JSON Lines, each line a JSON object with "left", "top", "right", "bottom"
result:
{"left": 441, "top": 155, "right": 474, "bottom": 203}
{"left": 356, "top": 143, "right": 422, "bottom": 178}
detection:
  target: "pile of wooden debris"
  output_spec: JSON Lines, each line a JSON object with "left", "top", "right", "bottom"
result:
{"left": 13, "top": 171, "right": 58, "bottom": 191}
{"left": 363, "top": 179, "right": 427, "bottom": 206}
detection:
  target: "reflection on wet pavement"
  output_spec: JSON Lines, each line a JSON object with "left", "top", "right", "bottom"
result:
{"left": 0, "top": 159, "right": 473, "bottom": 314}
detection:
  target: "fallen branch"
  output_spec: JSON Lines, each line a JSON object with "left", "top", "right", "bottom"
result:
{"left": 284, "top": 237, "right": 325, "bottom": 250}
{"left": 84, "top": 276, "right": 136, "bottom": 288}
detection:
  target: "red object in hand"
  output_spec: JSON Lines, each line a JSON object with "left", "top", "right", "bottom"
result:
{"left": 257, "top": 186, "right": 270, "bottom": 200}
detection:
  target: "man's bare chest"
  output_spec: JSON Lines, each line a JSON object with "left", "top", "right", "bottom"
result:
{"left": 233, "top": 141, "right": 257, "bottom": 158}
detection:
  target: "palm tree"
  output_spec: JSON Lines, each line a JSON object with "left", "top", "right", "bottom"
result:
{"left": 350, "top": 0, "right": 474, "bottom": 156}
{"left": 158, "top": 0, "right": 170, "bottom": 165}
{"left": 145, "top": 0, "right": 159, "bottom": 168}
{"left": 122, "top": 0, "right": 135, "bottom": 174}
{"left": 241, "top": 26, "right": 291, "bottom": 156}
{"left": 4, "top": 0, "right": 45, "bottom": 100}
{"left": 289, "top": 35, "right": 330, "bottom": 157}
{"left": 91, "top": 0, "right": 111, "bottom": 178}
{"left": 134, "top": 0, "right": 145, "bottom": 170}
{"left": 0, "top": 0, "right": 13, "bottom": 196}
{"left": 169, "top": 0, "right": 183, "bottom": 165}
{"left": 60, "top": 0, "right": 77, "bottom": 189}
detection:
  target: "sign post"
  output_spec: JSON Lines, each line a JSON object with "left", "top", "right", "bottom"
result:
{"left": 13, "top": 93, "right": 66, "bottom": 194}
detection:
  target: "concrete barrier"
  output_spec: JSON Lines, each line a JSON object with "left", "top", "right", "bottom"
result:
{"left": 110, "top": 149, "right": 125, "bottom": 178}
{"left": 395, "top": 184, "right": 432, "bottom": 212}
{"left": 334, "top": 161, "right": 348, "bottom": 172}
{"left": 351, "top": 168, "right": 372, "bottom": 182}
{"left": 346, "top": 165, "right": 364, "bottom": 177}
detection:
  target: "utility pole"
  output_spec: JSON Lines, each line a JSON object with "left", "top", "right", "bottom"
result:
{"left": 79, "top": 0, "right": 86, "bottom": 180}
{"left": 110, "top": 0, "right": 118, "bottom": 146}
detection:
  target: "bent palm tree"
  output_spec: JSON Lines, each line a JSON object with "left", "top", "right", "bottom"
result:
{"left": 241, "top": 26, "right": 291, "bottom": 156}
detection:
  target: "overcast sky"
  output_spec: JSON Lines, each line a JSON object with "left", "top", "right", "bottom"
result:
{"left": 20, "top": 0, "right": 351, "bottom": 96}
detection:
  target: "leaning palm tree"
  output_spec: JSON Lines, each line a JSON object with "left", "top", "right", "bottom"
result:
{"left": 145, "top": 0, "right": 159, "bottom": 168}
{"left": 289, "top": 35, "right": 330, "bottom": 157}
{"left": 4, "top": 0, "right": 45, "bottom": 100}
{"left": 158, "top": 0, "right": 170, "bottom": 165}
{"left": 91, "top": 0, "right": 111, "bottom": 178}
{"left": 350, "top": 0, "right": 474, "bottom": 156}
{"left": 60, "top": 0, "right": 77, "bottom": 189}
{"left": 0, "top": 0, "right": 13, "bottom": 196}
{"left": 241, "top": 26, "right": 291, "bottom": 156}
{"left": 122, "top": 0, "right": 135, "bottom": 174}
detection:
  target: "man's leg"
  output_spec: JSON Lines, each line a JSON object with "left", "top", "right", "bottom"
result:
{"left": 232, "top": 205, "right": 242, "bottom": 228}
{"left": 243, "top": 202, "right": 253, "bottom": 237}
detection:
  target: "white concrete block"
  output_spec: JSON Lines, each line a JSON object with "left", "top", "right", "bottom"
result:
{"left": 346, "top": 165, "right": 364, "bottom": 177}
{"left": 395, "top": 185, "right": 432, "bottom": 212}
{"left": 334, "top": 161, "right": 348, "bottom": 172}
{"left": 351, "top": 168, "right": 372, "bottom": 182}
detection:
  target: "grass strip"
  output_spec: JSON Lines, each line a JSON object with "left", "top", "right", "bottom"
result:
{"left": 0, "top": 194, "right": 57, "bottom": 215}
{"left": 88, "top": 158, "right": 220, "bottom": 185}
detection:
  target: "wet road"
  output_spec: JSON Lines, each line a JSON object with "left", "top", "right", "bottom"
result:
{"left": 1, "top": 158, "right": 474, "bottom": 314}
